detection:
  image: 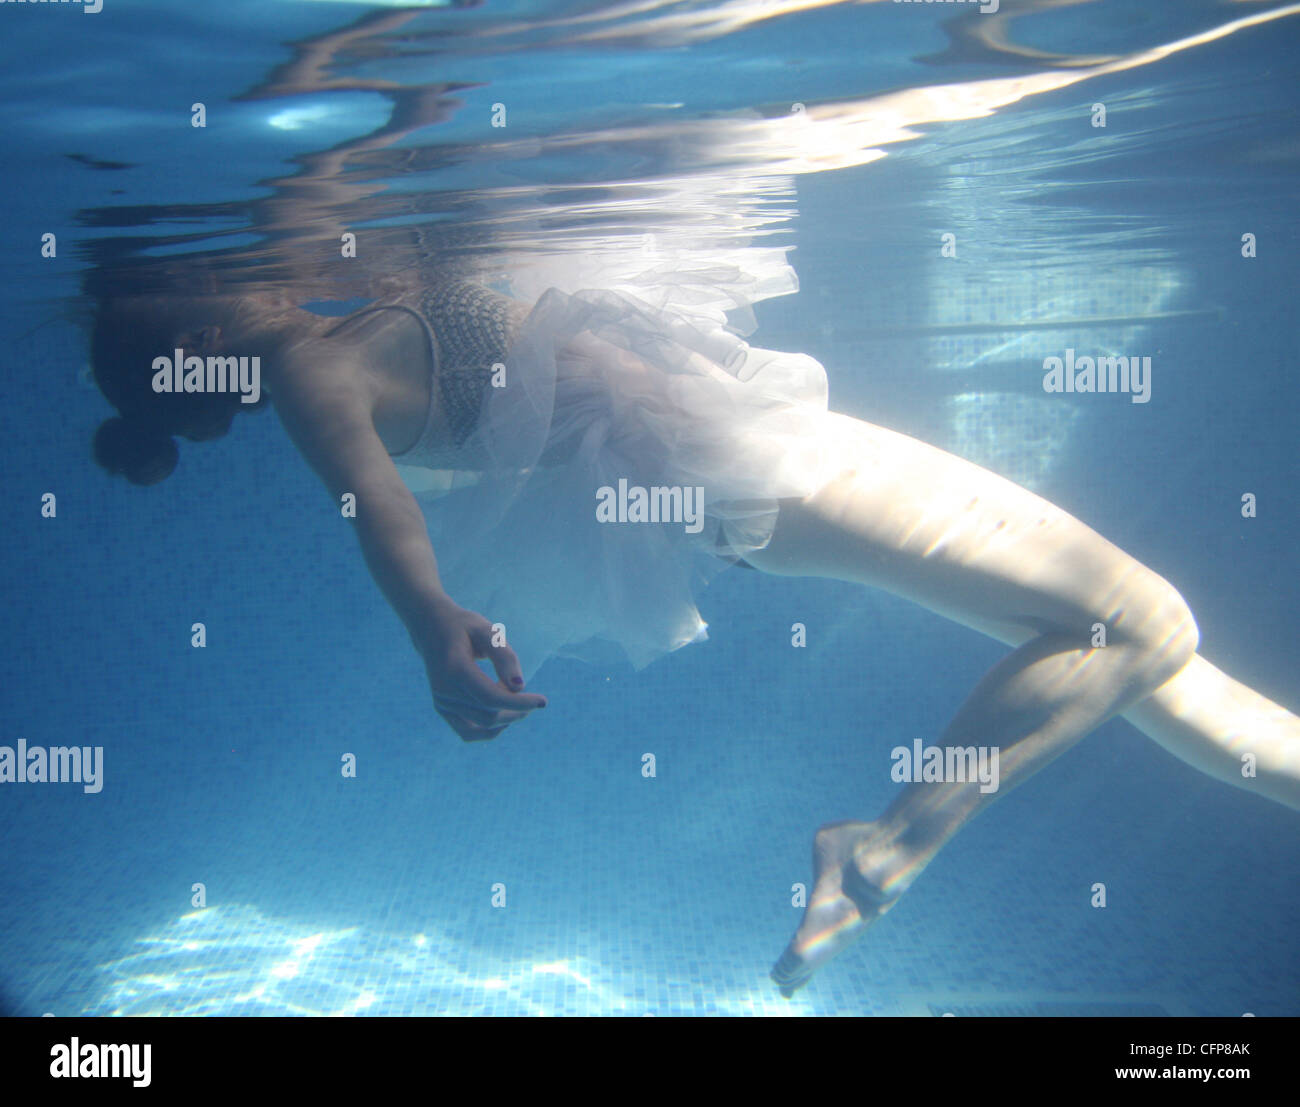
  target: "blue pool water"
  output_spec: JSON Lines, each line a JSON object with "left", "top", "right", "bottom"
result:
{"left": 0, "top": 0, "right": 1296, "bottom": 1017}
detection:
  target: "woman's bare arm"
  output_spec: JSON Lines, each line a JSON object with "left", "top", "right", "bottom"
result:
{"left": 270, "top": 357, "right": 547, "bottom": 738}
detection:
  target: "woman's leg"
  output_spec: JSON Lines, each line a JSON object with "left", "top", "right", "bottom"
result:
{"left": 742, "top": 412, "right": 1298, "bottom": 993}
{"left": 1124, "top": 656, "right": 1300, "bottom": 809}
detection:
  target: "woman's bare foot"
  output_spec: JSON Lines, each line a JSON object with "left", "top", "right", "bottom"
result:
{"left": 770, "top": 820, "right": 903, "bottom": 997}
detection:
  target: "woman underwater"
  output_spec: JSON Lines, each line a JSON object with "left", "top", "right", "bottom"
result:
{"left": 87, "top": 256, "right": 1300, "bottom": 997}
{"left": 78, "top": 5, "right": 1299, "bottom": 998}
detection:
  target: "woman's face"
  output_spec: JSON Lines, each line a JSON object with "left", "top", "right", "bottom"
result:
{"left": 162, "top": 312, "right": 238, "bottom": 440}
{"left": 108, "top": 302, "right": 240, "bottom": 440}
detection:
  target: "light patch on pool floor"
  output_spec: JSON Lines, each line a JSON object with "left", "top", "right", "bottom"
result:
{"left": 88, "top": 904, "right": 811, "bottom": 1017}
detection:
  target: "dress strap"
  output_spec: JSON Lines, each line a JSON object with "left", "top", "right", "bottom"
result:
{"left": 322, "top": 301, "right": 440, "bottom": 377}
{"left": 320, "top": 302, "right": 442, "bottom": 462}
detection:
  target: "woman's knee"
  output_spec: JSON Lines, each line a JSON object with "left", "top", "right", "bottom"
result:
{"left": 1127, "top": 574, "right": 1200, "bottom": 684}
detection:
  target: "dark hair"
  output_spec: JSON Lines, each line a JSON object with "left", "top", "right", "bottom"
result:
{"left": 88, "top": 293, "right": 251, "bottom": 486}
{"left": 93, "top": 415, "right": 179, "bottom": 486}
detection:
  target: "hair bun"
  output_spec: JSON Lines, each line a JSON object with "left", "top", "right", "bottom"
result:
{"left": 93, "top": 416, "right": 179, "bottom": 486}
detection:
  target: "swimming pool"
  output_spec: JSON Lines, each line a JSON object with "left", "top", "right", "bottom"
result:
{"left": 0, "top": 0, "right": 1296, "bottom": 1018}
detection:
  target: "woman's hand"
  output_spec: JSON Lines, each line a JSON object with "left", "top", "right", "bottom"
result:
{"left": 414, "top": 600, "right": 547, "bottom": 742}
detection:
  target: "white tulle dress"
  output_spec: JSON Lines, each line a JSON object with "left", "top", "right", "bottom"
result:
{"left": 393, "top": 253, "right": 835, "bottom": 678}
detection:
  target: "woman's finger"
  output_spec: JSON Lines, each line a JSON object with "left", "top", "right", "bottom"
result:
{"left": 435, "top": 705, "right": 510, "bottom": 743}
{"left": 433, "top": 694, "right": 524, "bottom": 727}
{"left": 469, "top": 628, "right": 527, "bottom": 691}
{"left": 456, "top": 658, "right": 547, "bottom": 712}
